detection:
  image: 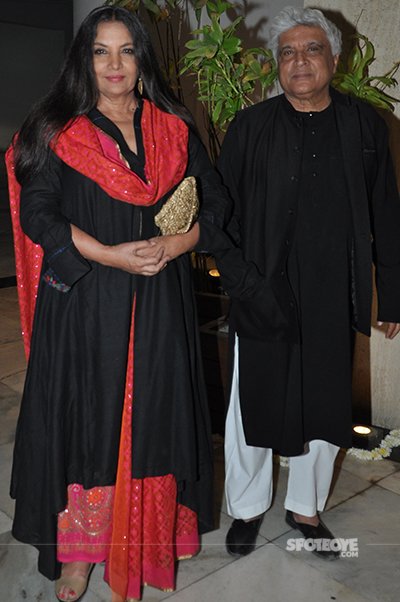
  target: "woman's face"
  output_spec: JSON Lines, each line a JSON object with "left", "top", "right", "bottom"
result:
{"left": 93, "top": 20, "right": 139, "bottom": 101}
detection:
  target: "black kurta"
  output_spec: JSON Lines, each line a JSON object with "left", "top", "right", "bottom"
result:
{"left": 214, "top": 89, "right": 400, "bottom": 456}
{"left": 289, "top": 104, "right": 353, "bottom": 445}
{"left": 10, "top": 105, "right": 227, "bottom": 579}
{"left": 239, "top": 102, "right": 354, "bottom": 452}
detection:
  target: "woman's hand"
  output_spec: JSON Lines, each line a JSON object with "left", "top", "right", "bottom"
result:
{"left": 71, "top": 222, "right": 200, "bottom": 275}
{"left": 71, "top": 225, "right": 167, "bottom": 275}
{"left": 103, "top": 240, "right": 167, "bottom": 275}
{"left": 143, "top": 223, "right": 200, "bottom": 263}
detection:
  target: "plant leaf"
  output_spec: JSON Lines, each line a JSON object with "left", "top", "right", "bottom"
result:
{"left": 222, "top": 36, "right": 241, "bottom": 56}
{"left": 141, "top": 0, "right": 161, "bottom": 15}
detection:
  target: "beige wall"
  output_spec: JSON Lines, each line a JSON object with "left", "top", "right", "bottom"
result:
{"left": 307, "top": 0, "right": 400, "bottom": 429}
{"left": 305, "top": 1, "right": 400, "bottom": 122}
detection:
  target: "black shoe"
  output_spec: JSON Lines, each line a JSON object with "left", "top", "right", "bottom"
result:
{"left": 285, "top": 510, "right": 340, "bottom": 560}
{"left": 225, "top": 517, "right": 263, "bottom": 557}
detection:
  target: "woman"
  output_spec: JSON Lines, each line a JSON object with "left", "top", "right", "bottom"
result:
{"left": 6, "top": 6, "right": 227, "bottom": 601}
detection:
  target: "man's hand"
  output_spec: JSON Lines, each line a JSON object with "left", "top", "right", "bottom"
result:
{"left": 377, "top": 322, "right": 400, "bottom": 339}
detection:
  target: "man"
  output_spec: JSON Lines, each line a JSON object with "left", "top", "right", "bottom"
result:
{"left": 215, "top": 6, "right": 400, "bottom": 559}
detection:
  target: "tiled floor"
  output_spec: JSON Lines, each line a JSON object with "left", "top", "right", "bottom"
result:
{"left": 1, "top": 285, "right": 400, "bottom": 601}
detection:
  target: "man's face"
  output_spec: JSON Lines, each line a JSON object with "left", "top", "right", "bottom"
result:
{"left": 277, "top": 25, "right": 339, "bottom": 107}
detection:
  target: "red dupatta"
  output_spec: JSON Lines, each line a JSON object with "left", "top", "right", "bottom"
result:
{"left": 5, "top": 99, "right": 188, "bottom": 357}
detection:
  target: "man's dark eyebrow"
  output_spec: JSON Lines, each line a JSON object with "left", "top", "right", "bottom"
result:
{"left": 278, "top": 41, "right": 325, "bottom": 52}
{"left": 279, "top": 44, "right": 294, "bottom": 52}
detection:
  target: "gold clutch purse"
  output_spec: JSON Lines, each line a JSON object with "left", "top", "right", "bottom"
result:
{"left": 154, "top": 176, "right": 199, "bottom": 235}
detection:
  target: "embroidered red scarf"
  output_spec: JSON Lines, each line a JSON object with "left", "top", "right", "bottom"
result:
{"left": 6, "top": 99, "right": 189, "bottom": 356}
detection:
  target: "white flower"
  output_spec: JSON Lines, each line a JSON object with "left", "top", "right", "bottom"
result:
{"left": 346, "top": 428, "right": 400, "bottom": 461}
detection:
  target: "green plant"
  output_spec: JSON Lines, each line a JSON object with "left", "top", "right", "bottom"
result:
{"left": 333, "top": 34, "right": 400, "bottom": 111}
{"left": 181, "top": 0, "right": 277, "bottom": 150}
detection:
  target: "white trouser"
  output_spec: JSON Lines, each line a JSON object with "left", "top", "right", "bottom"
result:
{"left": 225, "top": 337, "right": 340, "bottom": 520}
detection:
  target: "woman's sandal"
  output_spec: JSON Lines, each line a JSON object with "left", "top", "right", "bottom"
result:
{"left": 55, "top": 562, "right": 94, "bottom": 602}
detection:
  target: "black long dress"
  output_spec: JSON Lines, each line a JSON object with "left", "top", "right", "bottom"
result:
{"left": 10, "top": 104, "right": 224, "bottom": 579}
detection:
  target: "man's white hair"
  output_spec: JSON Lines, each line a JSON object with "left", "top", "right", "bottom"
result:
{"left": 269, "top": 6, "right": 342, "bottom": 60}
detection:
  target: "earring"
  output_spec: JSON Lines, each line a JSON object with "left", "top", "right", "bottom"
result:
{"left": 137, "top": 77, "right": 143, "bottom": 95}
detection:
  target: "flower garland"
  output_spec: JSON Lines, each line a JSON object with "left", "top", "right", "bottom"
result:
{"left": 346, "top": 429, "right": 400, "bottom": 461}
{"left": 278, "top": 429, "right": 400, "bottom": 465}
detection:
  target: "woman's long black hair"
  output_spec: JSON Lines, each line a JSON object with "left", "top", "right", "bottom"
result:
{"left": 15, "top": 5, "right": 195, "bottom": 184}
